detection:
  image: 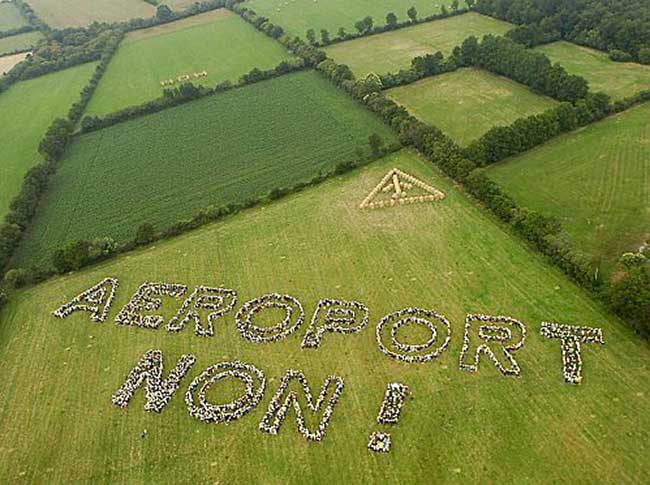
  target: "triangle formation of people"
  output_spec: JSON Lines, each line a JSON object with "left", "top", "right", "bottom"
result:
{"left": 359, "top": 168, "right": 446, "bottom": 210}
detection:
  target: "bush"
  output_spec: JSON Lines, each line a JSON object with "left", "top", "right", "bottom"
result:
{"left": 609, "top": 49, "right": 633, "bottom": 62}
{"left": 3, "top": 268, "right": 28, "bottom": 289}
{"left": 639, "top": 48, "right": 650, "bottom": 65}
{"left": 134, "top": 223, "right": 156, "bottom": 246}
{"left": 608, "top": 266, "right": 650, "bottom": 335}
{"left": 52, "top": 238, "right": 117, "bottom": 273}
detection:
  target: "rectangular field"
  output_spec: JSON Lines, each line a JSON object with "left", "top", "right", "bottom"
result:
{"left": 325, "top": 13, "right": 512, "bottom": 77}
{"left": 0, "top": 30, "right": 42, "bottom": 56}
{"left": 488, "top": 102, "right": 650, "bottom": 275}
{"left": 0, "top": 51, "right": 28, "bottom": 74}
{"left": 15, "top": 70, "right": 397, "bottom": 268}
{"left": 0, "top": 62, "right": 96, "bottom": 221}
{"left": 0, "top": 1, "right": 28, "bottom": 31}
{"left": 535, "top": 41, "right": 650, "bottom": 100}
{"left": 25, "top": 0, "right": 156, "bottom": 28}
{"left": 1, "top": 150, "right": 648, "bottom": 483}
{"left": 242, "top": 0, "right": 466, "bottom": 39}
{"left": 387, "top": 67, "right": 558, "bottom": 146}
{"left": 85, "top": 9, "right": 296, "bottom": 116}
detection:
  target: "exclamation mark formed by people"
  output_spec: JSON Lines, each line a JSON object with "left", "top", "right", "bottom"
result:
{"left": 368, "top": 382, "right": 410, "bottom": 453}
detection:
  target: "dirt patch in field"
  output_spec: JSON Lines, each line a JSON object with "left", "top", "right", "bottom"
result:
{"left": 127, "top": 9, "right": 232, "bottom": 43}
{"left": 0, "top": 51, "right": 29, "bottom": 75}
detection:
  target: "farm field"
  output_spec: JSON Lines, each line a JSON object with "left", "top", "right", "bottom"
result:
{"left": 0, "top": 62, "right": 96, "bottom": 220}
{"left": 84, "top": 9, "right": 295, "bottom": 116}
{"left": 15, "top": 70, "right": 396, "bottom": 268}
{"left": 242, "top": 0, "right": 466, "bottom": 39}
{"left": 0, "top": 30, "right": 42, "bottom": 56}
{"left": 387, "top": 67, "right": 558, "bottom": 146}
{"left": 25, "top": 0, "right": 155, "bottom": 28}
{"left": 0, "top": 1, "right": 28, "bottom": 31}
{"left": 1, "top": 150, "right": 649, "bottom": 482}
{"left": 535, "top": 41, "right": 650, "bottom": 100}
{"left": 164, "top": 0, "right": 199, "bottom": 10}
{"left": 488, "top": 102, "right": 650, "bottom": 276}
{"left": 325, "top": 13, "right": 512, "bottom": 77}
{"left": 0, "top": 51, "right": 27, "bottom": 73}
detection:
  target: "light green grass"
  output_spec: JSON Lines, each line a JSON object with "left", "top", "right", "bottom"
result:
{"left": 0, "top": 62, "right": 96, "bottom": 220}
{"left": 488, "top": 102, "right": 650, "bottom": 276}
{"left": 535, "top": 41, "right": 650, "bottom": 100}
{"left": 85, "top": 9, "right": 296, "bottom": 116}
{"left": 15, "top": 70, "right": 397, "bottom": 268}
{"left": 1, "top": 150, "right": 649, "bottom": 482}
{"left": 25, "top": 0, "right": 155, "bottom": 28}
{"left": 325, "top": 13, "right": 512, "bottom": 77}
{"left": 0, "top": 2, "right": 28, "bottom": 31}
{"left": 0, "top": 30, "right": 42, "bottom": 56}
{"left": 243, "top": 0, "right": 466, "bottom": 39}
{"left": 387, "top": 67, "right": 558, "bottom": 146}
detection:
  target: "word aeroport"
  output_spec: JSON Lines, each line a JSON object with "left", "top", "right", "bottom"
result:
{"left": 54, "top": 278, "right": 605, "bottom": 384}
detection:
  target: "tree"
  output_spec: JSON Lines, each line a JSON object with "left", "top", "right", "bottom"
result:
{"left": 386, "top": 12, "right": 398, "bottom": 29}
{"left": 608, "top": 266, "right": 650, "bottom": 334}
{"left": 639, "top": 47, "right": 650, "bottom": 64}
{"left": 355, "top": 16, "right": 373, "bottom": 34}
{"left": 306, "top": 28, "right": 316, "bottom": 45}
{"left": 407, "top": 6, "right": 418, "bottom": 23}
{"left": 466, "top": 0, "right": 475, "bottom": 8}
{"left": 135, "top": 223, "right": 156, "bottom": 246}
{"left": 368, "top": 133, "right": 384, "bottom": 157}
{"left": 3, "top": 268, "right": 27, "bottom": 288}
{"left": 441, "top": 5, "right": 448, "bottom": 15}
{"left": 320, "top": 29, "right": 330, "bottom": 45}
{"left": 337, "top": 27, "right": 346, "bottom": 39}
{"left": 155, "top": 4, "right": 173, "bottom": 21}
{"left": 451, "top": 0, "right": 459, "bottom": 11}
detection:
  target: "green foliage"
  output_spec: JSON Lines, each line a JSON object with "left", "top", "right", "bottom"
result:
{"left": 52, "top": 238, "right": 117, "bottom": 273}
{"left": 134, "top": 223, "right": 156, "bottom": 246}
{"left": 608, "top": 266, "right": 650, "bottom": 335}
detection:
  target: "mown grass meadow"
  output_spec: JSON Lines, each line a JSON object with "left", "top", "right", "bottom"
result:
{"left": 0, "top": 31, "right": 42, "bottom": 56}
{"left": 324, "top": 13, "right": 512, "bottom": 77}
{"left": 1, "top": 150, "right": 648, "bottom": 483}
{"left": 488, "top": 102, "right": 650, "bottom": 276}
{"left": 535, "top": 41, "right": 650, "bottom": 100}
{"left": 16, "top": 71, "right": 397, "bottom": 268}
{"left": 242, "top": 0, "right": 466, "bottom": 39}
{"left": 24, "top": 0, "right": 156, "bottom": 28}
{"left": 0, "top": 62, "right": 96, "bottom": 220}
{"left": 387, "top": 67, "right": 558, "bottom": 146}
{"left": 84, "top": 9, "right": 296, "bottom": 116}
{"left": 0, "top": 1, "right": 28, "bottom": 31}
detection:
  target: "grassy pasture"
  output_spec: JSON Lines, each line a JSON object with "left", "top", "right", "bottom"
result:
{"left": 25, "top": 0, "right": 155, "bottom": 28}
{"left": 387, "top": 67, "right": 558, "bottom": 146}
{"left": 488, "top": 102, "right": 650, "bottom": 276}
{"left": 535, "top": 41, "right": 650, "bottom": 100}
{"left": 15, "top": 70, "right": 396, "bottom": 268}
{"left": 84, "top": 9, "right": 295, "bottom": 116}
{"left": 1, "top": 150, "right": 649, "bottom": 482}
{"left": 0, "top": 62, "right": 96, "bottom": 220}
{"left": 242, "top": 0, "right": 466, "bottom": 39}
{"left": 0, "top": 30, "right": 42, "bottom": 56}
{"left": 324, "top": 13, "right": 512, "bottom": 77}
{"left": 0, "top": 1, "right": 28, "bottom": 31}
{"left": 163, "top": 0, "right": 199, "bottom": 10}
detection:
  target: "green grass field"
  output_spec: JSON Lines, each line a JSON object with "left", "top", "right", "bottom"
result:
{"left": 242, "top": 0, "right": 466, "bottom": 39}
{"left": 325, "top": 13, "right": 512, "bottom": 77}
{"left": 535, "top": 41, "right": 650, "bottom": 100}
{"left": 0, "top": 1, "right": 28, "bottom": 31}
{"left": 15, "top": 70, "right": 396, "bottom": 268}
{"left": 1, "top": 150, "right": 648, "bottom": 482}
{"left": 0, "top": 30, "right": 42, "bottom": 56}
{"left": 25, "top": 0, "right": 155, "bottom": 28}
{"left": 84, "top": 10, "right": 296, "bottom": 116}
{"left": 0, "top": 62, "right": 96, "bottom": 220}
{"left": 387, "top": 67, "right": 558, "bottom": 146}
{"left": 488, "top": 102, "right": 650, "bottom": 276}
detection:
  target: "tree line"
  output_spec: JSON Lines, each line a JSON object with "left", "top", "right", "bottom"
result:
{"left": 474, "top": 0, "right": 650, "bottom": 64}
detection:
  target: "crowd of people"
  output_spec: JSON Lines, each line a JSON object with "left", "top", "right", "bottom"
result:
{"left": 301, "top": 298, "right": 369, "bottom": 349}
{"left": 259, "top": 370, "right": 345, "bottom": 442}
{"left": 377, "top": 382, "right": 410, "bottom": 425}
{"left": 376, "top": 308, "right": 452, "bottom": 363}
{"left": 112, "top": 349, "right": 197, "bottom": 413}
{"left": 53, "top": 277, "right": 119, "bottom": 323}
{"left": 114, "top": 282, "right": 188, "bottom": 329}
{"left": 185, "top": 360, "right": 266, "bottom": 424}
{"left": 459, "top": 314, "right": 527, "bottom": 377}
{"left": 236, "top": 293, "right": 305, "bottom": 344}
{"left": 540, "top": 322, "right": 605, "bottom": 384}
{"left": 360, "top": 168, "right": 446, "bottom": 210}
{"left": 167, "top": 286, "right": 238, "bottom": 338}
{"left": 368, "top": 432, "right": 392, "bottom": 453}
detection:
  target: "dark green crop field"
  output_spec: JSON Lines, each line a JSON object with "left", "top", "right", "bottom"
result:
{"left": 15, "top": 70, "right": 396, "bottom": 268}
